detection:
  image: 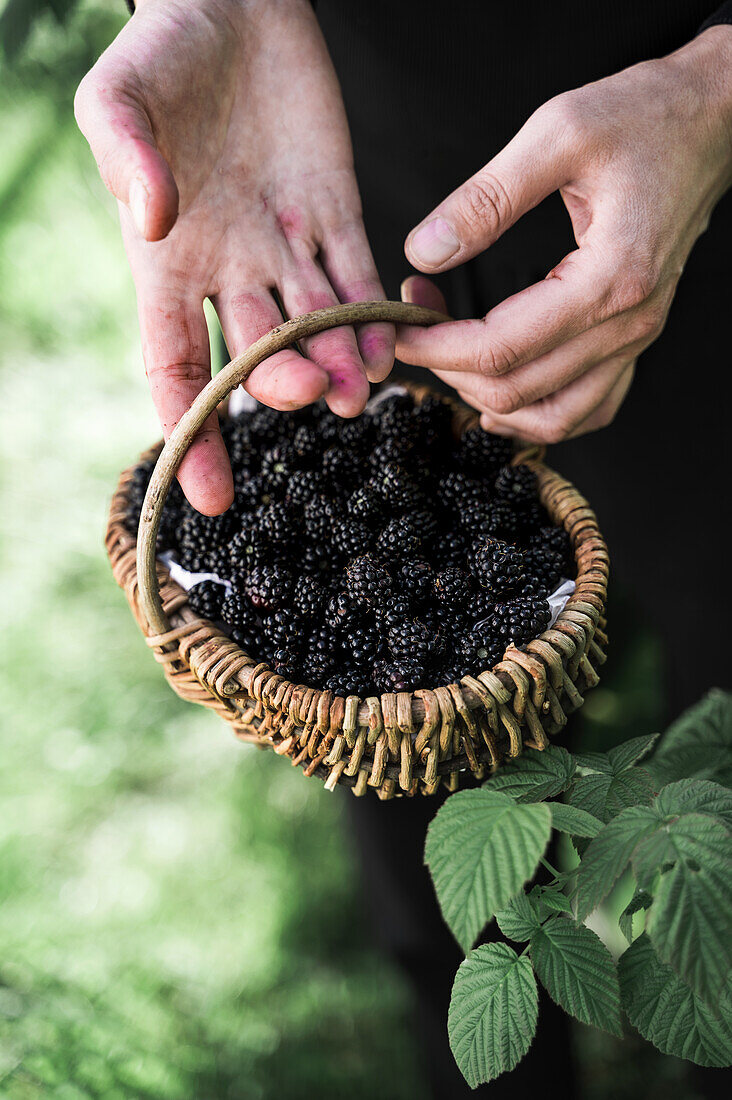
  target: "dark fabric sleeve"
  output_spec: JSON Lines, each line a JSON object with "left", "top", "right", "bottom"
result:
{"left": 700, "top": 2, "right": 732, "bottom": 29}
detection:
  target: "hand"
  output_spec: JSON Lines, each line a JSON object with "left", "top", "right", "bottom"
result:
{"left": 398, "top": 27, "right": 732, "bottom": 444}
{"left": 75, "top": 0, "right": 393, "bottom": 514}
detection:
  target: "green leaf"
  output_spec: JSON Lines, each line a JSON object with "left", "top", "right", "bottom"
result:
{"left": 425, "top": 789, "right": 552, "bottom": 951}
{"left": 639, "top": 814, "right": 732, "bottom": 1003}
{"left": 654, "top": 778, "right": 732, "bottom": 828}
{"left": 550, "top": 802, "right": 603, "bottom": 838}
{"left": 483, "top": 745, "right": 576, "bottom": 802}
{"left": 496, "top": 891, "right": 541, "bottom": 942}
{"left": 619, "top": 935, "right": 732, "bottom": 1068}
{"left": 534, "top": 887, "right": 573, "bottom": 917}
{"left": 647, "top": 690, "right": 732, "bottom": 790}
{"left": 448, "top": 944, "right": 539, "bottom": 1087}
{"left": 619, "top": 890, "right": 652, "bottom": 944}
{"left": 530, "top": 917, "right": 622, "bottom": 1036}
{"left": 566, "top": 766, "right": 655, "bottom": 824}
{"left": 575, "top": 805, "right": 660, "bottom": 920}
{"left": 574, "top": 734, "right": 659, "bottom": 776}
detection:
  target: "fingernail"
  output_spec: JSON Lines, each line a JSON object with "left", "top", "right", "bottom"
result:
{"left": 408, "top": 217, "right": 460, "bottom": 268}
{"left": 129, "top": 177, "right": 149, "bottom": 237}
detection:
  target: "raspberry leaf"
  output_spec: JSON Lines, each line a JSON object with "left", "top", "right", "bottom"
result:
{"left": 619, "top": 889, "right": 653, "bottom": 944}
{"left": 619, "top": 935, "right": 732, "bottom": 1067}
{"left": 566, "top": 766, "right": 655, "bottom": 824}
{"left": 496, "top": 891, "right": 542, "bottom": 942}
{"left": 482, "top": 745, "right": 575, "bottom": 803}
{"left": 549, "top": 802, "right": 603, "bottom": 838}
{"left": 425, "top": 789, "right": 551, "bottom": 951}
{"left": 530, "top": 917, "right": 623, "bottom": 1036}
{"left": 646, "top": 690, "right": 732, "bottom": 790}
{"left": 448, "top": 944, "right": 538, "bottom": 1087}
{"left": 575, "top": 805, "right": 661, "bottom": 920}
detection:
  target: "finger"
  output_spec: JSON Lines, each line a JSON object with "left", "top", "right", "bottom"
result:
{"left": 396, "top": 241, "right": 643, "bottom": 378}
{"left": 213, "top": 289, "right": 329, "bottom": 409}
{"left": 320, "top": 220, "right": 395, "bottom": 383}
{"left": 75, "top": 70, "right": 178, "bottom": 241}
{"left": 405, "top": 102, "right": 575, "bottom": 272}
{"left": 471, "top": 356, "right": 632, "bottom": 444}
{"left": 401, "top": 275, "right": 449, "bottom": 315}
{"left": 279, "top": 260, "right": 370, "bottom": 417}
{"left": 570, "top": 361, "right": 635, "bottom": 437}
{"left": 438, "top": 308, "right": 652, "bottom": 416}
{"left": 138, "top": 293, "right": 233, "bottom": 515}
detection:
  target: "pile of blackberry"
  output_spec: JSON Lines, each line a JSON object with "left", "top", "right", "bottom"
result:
{"left": 125, "top": 391, "right": 574, "bottom": 696}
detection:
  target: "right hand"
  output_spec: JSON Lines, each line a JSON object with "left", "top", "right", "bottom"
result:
{"left": 75, "top": 0, "right": 393, "bottom": 514}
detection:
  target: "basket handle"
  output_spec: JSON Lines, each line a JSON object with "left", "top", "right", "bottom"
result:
{"left": 136, "top": 300, "right": 450, "bottom": 635}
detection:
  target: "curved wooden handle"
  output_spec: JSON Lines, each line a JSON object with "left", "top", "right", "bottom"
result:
{"left": 136, "top": 300, "right": 450, "bottom": 635}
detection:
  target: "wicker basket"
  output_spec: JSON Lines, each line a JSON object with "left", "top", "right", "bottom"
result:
{"left": 106, "top": 301, "right": 609, "bottom": 799}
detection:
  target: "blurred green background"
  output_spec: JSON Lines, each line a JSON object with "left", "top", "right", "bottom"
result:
{"left": 0, "top": 3, "right": 702, "bottom": 1098}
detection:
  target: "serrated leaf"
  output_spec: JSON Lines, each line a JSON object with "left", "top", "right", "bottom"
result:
{"left": 619, "top": 935, "right": 732, "bottom": 1067}
{"left": 496, "top": 891, "right": 541, "bottom": 942}
{"left": 448, "top": 944, "right": 539, "bottom": 1087}
{"left": 654, "top": 778, "right": 732, "bottom": 827}
{"left": 639, "top": 814, "right": 732, "bottom": 1003}
{"left": 535, "top": 888, "right": 573, "bottom": 916}
{"left": 550, "top": 802, "right": 603, "bottom": 838}
{"left": 575, "top": 805, "right": 660, "bottom": 920}
{"left": 619, "top": 890, "right": 652, "bottom": 944}
{"left": 530, "top": 917, "right": 622, "bottom": 1036}
{"left": 425, "top": 789, "right": 552, "bottom": 951}
{"left": 573, "top": 750, "right": 613, "bottom": 774}
{"left": 483, "top": 745, "right": 576, "bottom": 802}
{"left": 607, "top": 734, "right": 661, "bottom": 773}
{"left": 567, "top": 766, "right": 655, "bottom": 824}
{"left": 647, "top": 690, "right": 732, "bottom": 790}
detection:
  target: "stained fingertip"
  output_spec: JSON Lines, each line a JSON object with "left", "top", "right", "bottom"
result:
{"left": 358, "top": 322, "right": 395, "bottom": 383}
{"left": 324, "top": 368, "right": 370, "bottom": 418}
{"left": 246, "top": 357, "right": 329, "bottom": 409}
{"left": 178, "top": 432, "right": 234, "bottom": 516}
{"left": 401, "top": 275, "right": 449, "bottom": 314}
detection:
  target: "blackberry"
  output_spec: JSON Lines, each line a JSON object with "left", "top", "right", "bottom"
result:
{"left": 433, "top": 468, "right": 484, "bottom": 510}
{"left": 387, "top": 617, "right": 445, "bottom": 664}
{"left": 337, "top": 416, "right": 375, "bottom": 455}
{"left": 345, "top": 553, "right": 392, "bottom": 605}
{"left": 322, "top": 445, "right": 360, "bottom": 486}
{"left": 376, "top": 518, "right": 422, "bottom": 564}
{"left": 234, "top": 471, "right": 273, "bottom": 511}
{"left": 345, "top": 623, "right": 382, "bottom": 664}
{"left": 188, "top": 580, "right": 226, "bottom": 621}
{"left": 261, "top": 610, "right": 305, "bottom": 652}
{"left": 292, "top": 575, "right": 328, "bottom": 619}
{"left": 465, "top": 590, "right": 496, "bottom": 624}
{"left": 412, "top": 393, "right": 455, "bottom": 448}
{"left": 523, "top": 545, "right": 565, "bottom": 597}
{"left": 495, "top": 463, "right": 537, "bottom": 503}
{"left": 222, "top": 416, "right": 254, "bottom": 470}
{"left": 255, "top": 500, "right": 297, "bottom": 545}
{"left": 372, "top": 462, "right": 423, "bottom": 511}
{"left": 332, "top": 518, "right": 373, "bottom": 560}
{"left": 325, "top": 590, "right": 362, "bottom": 633}
{"left": 260, "top": 443, "right": 297, "bottom": 492}
{"left": 529, "top": 525, "right": 573, "bottom": 574}
{"left": 292, "top": 423, "right": 320, "bottom": 462}
{"left": 346, "top": 485, "right": 386, "bottom": 527}
{"left": 368, "top": 439, "right": 415, "bottom": 470}
{"left": 457, "top": 426, "right": 513, "bottom": 476}
{"left": 221, "top": 586, "right": 251, "bottom": 632}
{"left": 373, "top": 392, "right": 415, "bottom": 438}
{"left": 324, "top": 666, "right": 371, "bottom": 697}
{"left": 286, "top": 469, "right": 325, "bottom": 506}
{"left": 223, "top": 526, "right": 271, "bottom": 576}
{"left": 458, "top": 627, "right": 504, "bottom": 669}
{"left": 175, "top": 508, "right": 234, "bottom": 573}
{"left": 232, "top": 619, "right": 270, "bottom": 659}
{"left": 315, "top": 408, "right": 341, "bottom": 446}
{"left": 434, "top": 567, "right": 471, "bottom": 611}
{"left": 303, "top": 494, "right": 339, "bottom": 545}
{"left": 272, "top": 647, "right": 301, "bottom": 681}
{"left": 491, "top": 596, "right": 551, "bottom": 647}
{"left": 471, "top": 537, "right": 526, "bottom": 597}
{"left": 300, "top": 543, "right": 333, "bottom": 578}
{"left": 303, "top": 624, "right": 341, "bottom": 681}
{"left": 249, "top": 405, "right": 289, "bottom": 445}
{"left": 398, "top": 559, "right": 434, "bottom": 604}
{"left": 434, "top": 659, "right": 475, "bottom": 687}
{"left": 400, "top": 507, "right": 439, "bottom": 543}
{"left": 374, "top": 596, "right": 412, "bottom": 635}
{"left": 432, "top": 529, "right": 470, "bottom": 570}
{"left": 372, "top": 657, "right": 426, "bottom": 694}
{"left": 244, "top": 564, "right": 294, "bottom": 611}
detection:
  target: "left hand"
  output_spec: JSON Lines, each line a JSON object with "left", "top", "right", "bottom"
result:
{"left": 397, "top": 27, "right": 732, "bottom": 443}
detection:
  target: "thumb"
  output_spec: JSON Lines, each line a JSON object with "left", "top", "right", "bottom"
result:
{"left": 74, "top": 71, "right": 179, "bottom": 242}
{"left": 405, "top": 105, "right": 574, "bottom": 272}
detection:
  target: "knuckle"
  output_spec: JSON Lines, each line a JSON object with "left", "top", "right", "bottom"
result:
{"left": 460, "top": 172, "right": 513, "bottom": 233}
{"left": 538, "top": 92, "right": 588, "bottom": 147}
{"left": 476, "top": 335, "right": 521, "bottom": 377}
{"left": 631, "top": 300, "right": 667, "bottom": 343}
{"left": 146, "top": 359, "right": 208, "bottom": 386}
{"left": 484, "top": 376, "right": 525, "bottom": 415}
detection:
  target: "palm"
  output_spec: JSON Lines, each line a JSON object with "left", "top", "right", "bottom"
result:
{"left": 76, "top": 0, "right": 392, "bottom": 514}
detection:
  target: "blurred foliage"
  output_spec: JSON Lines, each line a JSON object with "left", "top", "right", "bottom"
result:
{"left": 0, "top": 3, "right": 703, "bottom": 1098}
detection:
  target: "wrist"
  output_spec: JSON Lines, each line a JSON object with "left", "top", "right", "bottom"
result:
{"left": 667, "top": 26, "right": 732, "bottom": 164}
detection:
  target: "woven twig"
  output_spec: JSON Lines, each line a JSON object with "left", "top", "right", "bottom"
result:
{"left": 106, "top": 304, "right": 609, "bottom": 798}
